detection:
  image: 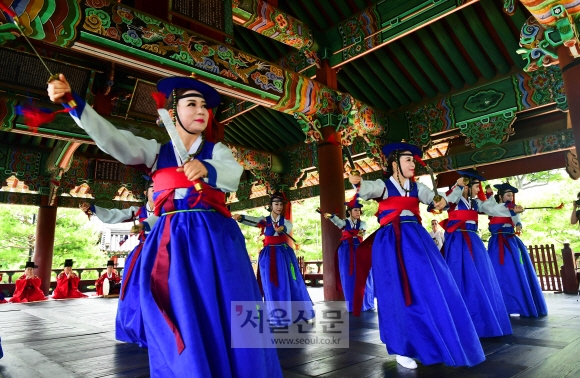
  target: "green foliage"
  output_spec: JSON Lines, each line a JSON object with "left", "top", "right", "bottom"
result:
{"left": 0, "top": 205, "right": 104, "bottom": 279}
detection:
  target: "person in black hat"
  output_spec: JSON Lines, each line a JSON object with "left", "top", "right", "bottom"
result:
{"left": 323, "top": 194, "right": 375, "bottom": 312}
{"left": 348, "top": 141, "right": 484, "bottom": 369}
{"left": 9, "top": 261, "right": 46, "bottom": 303}
{"left": 234, "top": 191, "right": 314, "bottom": 325}
{"left": 48, "top": 75, "right": 281, "bottom": 377}
{"left": 487, "top": 182, "right": 547, "bottom": 317}
{"left": 52, "top": 259, "right": 87, "bottom": 299}
{"left": 440, "top": 168, "right": 512, "bottom": 338}
{"left": 95, "top": 260, "right": 121, "bottom": 296}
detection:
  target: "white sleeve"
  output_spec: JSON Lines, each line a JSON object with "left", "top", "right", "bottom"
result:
{"left": 445, "top": 185, "right": 464, "bottom": 204}
{"left": 418, "top": 182, "right": 457, "bottom": 206}
{"left": 68, "top": 95, "right": 160, "bottom": 168}
{"left": 477, "top": 198, "right": 513, "bottom": 217}
{"left": 93, "top": 206, "right": 140, "bottom": 224}
{"left": 328, "top": 216, "right": 346, "bottom": 229}
{"left": 512, "top": 213, "right": 522, "bottom": 227}
{"left": 358, "top": 179, "right": 387, "bottom": 200}
{"left": 239, "top": 215, "right": 266, "bottom": 227}
{"left": 143, "top": 215, "right": 159, "bottom": 233}
{"left": 283, "top": 220, "right": 293, "bottom": 234}
{"left": 202, "top": 142, "right": 243, "bottom": 192}
{"left": 359, "top": 220, "right": 367, "bottom": 231}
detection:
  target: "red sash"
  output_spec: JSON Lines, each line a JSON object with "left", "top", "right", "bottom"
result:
{"left": 446, "top": 210, "right": 479, "bottom": 258}
{"left": 490, "top": 216, "right": 515, "bottom": 265}
{"left": 335, "top": 229, "right": 362, "bottom": 292}
{"left": 262, "top": 235, "right": 288, "bottom": 288}
{"left": 353, "top": 196, "right": 420, "bottom": 316}
{"left": 149, "top": 167, "right": 231, "bottom": 355}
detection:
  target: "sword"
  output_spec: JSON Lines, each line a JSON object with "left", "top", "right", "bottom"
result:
{"left": 426, "top": 165, "right": 442, "bottom": 203}
{"left": 342, "top": 146, "right": 360, "bottom": 176}
{"left": 157, "top": 109, "right": 203, "bottom": 192}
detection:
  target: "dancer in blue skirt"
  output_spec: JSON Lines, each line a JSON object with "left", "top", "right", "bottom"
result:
{"left": 442, "top": 168, "right": 512, "bottom": 337}
{"left": 234, "top": 192, "right": 314, "bottom": 324}
{"left": 488, "top": 183, "right": 548, "bottom": 317}
{"left": 350, "top": 142, "right": 485, "bottom": 369}
{"left": 81, "top": 179, "right": 155, "bottom": 348}
{"left": 49, "top": 75, "right": 282, "bottom": 377}
{"left": 324, "top": 196, "right": 374, "bottom": 312}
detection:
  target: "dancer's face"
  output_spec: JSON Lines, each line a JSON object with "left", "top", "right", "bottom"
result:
{"left": 471, "top": 182, "right": 480, "bottom": 197}
{"left": 502, "top": 192, "right": 514, "bottom": 203}
{"left": 271, "top": 200, "right": 284, "bottom": 216}
{"left": 393, "top": 151, "right": 415, "bottom": 179}
{"left": 64, "top": 266, "right": 72, "bottom": 275}
{"left": 25, "top": 267, "right": 33, "bottom": 277}
{"left": 170, "top": 90, "right": 209, "bottom": 134}
{"left": 107, "top": 266, "right": 114, "bottom": 274}
{"left": 144, "top": 185, "right": 154, "bottom": 203}
{"left": 350, "top": 208, "right": 361, "bottom": 219}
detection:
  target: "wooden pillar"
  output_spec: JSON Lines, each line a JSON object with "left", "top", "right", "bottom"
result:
{"left": 561, "top": 243, "right": 578, "bottom": 294}
{"left": 316, "top": 59, "right": 345, "bottom": 301}
{"left": 32, "top": 196, "right": 58, "bottom": 295}
{"left": 558, "top": 45, "right": 580, "bottom": 159}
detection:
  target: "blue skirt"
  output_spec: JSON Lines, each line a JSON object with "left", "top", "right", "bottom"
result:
{"left": 116, "top": 242, "right": 147, "bottom": 348}
{"left": 372, "top": 217, "right": 485, "bottom": 367}
{"left": 337, "top": 240, "right": 374, "bottom": 312}
{"left": 488, "top": 228, "right": 548, "bottom": 317}
{"left": 139, "top": 201, "right": 282, "bottom": 378}
{"left": 444, "top": 224, "right": 512, "bottom": 337}
{"left": 258, "top": 243, "right": 314, "bottom": 322}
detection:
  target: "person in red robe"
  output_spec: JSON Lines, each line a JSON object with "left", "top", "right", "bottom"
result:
{"left": 95, "top": 260, "right": 121, "bottom": 296}
{"left": 10, "top": 261, "right": 47, "bottom": 303}
{"left": 52, "top": 259, "right": 87, "bottom": 299}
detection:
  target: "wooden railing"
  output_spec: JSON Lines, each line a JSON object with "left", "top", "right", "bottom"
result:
{"left": 297, "top": 257, "right": 323, "bottom": 287}
{"left": 528, "top": 244, "right": 562, "bottom": 292}
{"left": 0, "top": 267, "right": 125, "bottom": 296}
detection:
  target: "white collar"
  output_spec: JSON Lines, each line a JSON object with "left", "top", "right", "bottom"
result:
{"left": 173, "top": 136, "right": 203, "bottom": 165}
{"left": 389, "top": 176, "right": 410, "bottom": 196}
{"left": 271, "top": 214, "right": 281, "bottom": 223}
{"left": 460, "top": 196, "right": 471, "bottom": 209}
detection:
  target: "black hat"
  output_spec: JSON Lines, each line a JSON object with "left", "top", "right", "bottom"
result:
{"left": 25, "top": 261, "right": 35, "bottom": 269}
{"left": 270, "top": 191, "right": 287, "bottom": 203}
{"left": 64, "top": 259, "right": 74, "bottom": 267}
{"left": 457, "top": 168, "right": 485, "bottom": 182}
{"left": 106, "top": 260, "right": 115, "bottom": 267}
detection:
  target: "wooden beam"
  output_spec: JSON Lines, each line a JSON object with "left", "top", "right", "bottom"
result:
{"left": 435, "top": 151, "right": 568, "bottom": 188}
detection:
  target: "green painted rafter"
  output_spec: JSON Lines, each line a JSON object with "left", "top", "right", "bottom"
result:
{"left": 430, "top": 22, "right": 478, "bottom": 86}
{"left": 358, "top": 55, "right": 411, "bottom": 106}
{"left": 389, "top": 42, "right": 438, "bottom": 98}
{"left": 351, "top": 60, "right": 401, "bottom": 109}
{"left": 415, "top": 28, "right": 465, "bottom": 90}
{"left": 340, "top": 65, "right": 392, "bottom": 109}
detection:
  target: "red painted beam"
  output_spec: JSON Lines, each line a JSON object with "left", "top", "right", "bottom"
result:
{"left": 435, "top": 150, "right": 569, "bottom": 188}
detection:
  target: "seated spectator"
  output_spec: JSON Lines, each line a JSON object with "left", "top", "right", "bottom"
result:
{"left": 429, "top": 219, "right": 445, "bottom": 251}
{"left": 52, "top": 259, "right": 87, "bottom": 299}
{"left": 0, "top": 291, "right": 6, "bottom": 304}
{"left": 96, "top": 260, "right": 121, "bottom": 296}
{"left": 10, "top": 261, "right": 47, "bottom": 303}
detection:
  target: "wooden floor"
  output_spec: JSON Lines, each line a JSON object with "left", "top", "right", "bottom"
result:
{"left": 1, "top": 290, "right": 579, "bottom": 378}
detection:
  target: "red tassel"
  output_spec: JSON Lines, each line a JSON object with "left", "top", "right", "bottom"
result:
{"left": 477, "top": 182, "right": 487, "bottom": 201}
{"left": 205, "top": 109, "right": 215, "bottom": 143}
{"left": 21, "top": 106, "right": 73, "bottom": 131}
{"left": 555, "top": 202, "right": 564, "bottom": 210}
{"left": 325, "top": 133, "right": 340, "bottom": 146}
{"left": 151, "top": 91, "right": 167, "bottom": 109}
{"left": 0, "top": 3, "right": 17, "bottom": 18}
{"left": 413, "top": 154, "right": 427, "bottom": 167}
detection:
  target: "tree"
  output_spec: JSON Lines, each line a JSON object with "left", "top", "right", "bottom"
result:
{"left": 510, "top": 170, "right": 557, "bottom": 190}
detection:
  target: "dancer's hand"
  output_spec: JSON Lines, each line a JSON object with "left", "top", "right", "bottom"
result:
{"left": 349, "top": 174, "right": 361, "bottom": 186}
{"left": 47, "top": 74, "right": 71, "bottom": 104}
{"left": 457, "top": 177, "right": 468, "bottom": 187}
{"left": 513, "top": 205, "right": 524, "bottom": 214}
{"left": 276, "top": 226, "right": 285, "bottom": 233}
{"left": 324, "top": 213, "right": 332, "bottom": 219}
{"left": 79, "top": 202, "right": 91, "bottom": 213}
{"left": 232, "top": 214, "right": 242, "bottom": 221}
{"left": 434, "top": 198, "right": 447, "bottom": 210}
{"left": 177, "top": 159, "right": 208, "bottom": 182}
